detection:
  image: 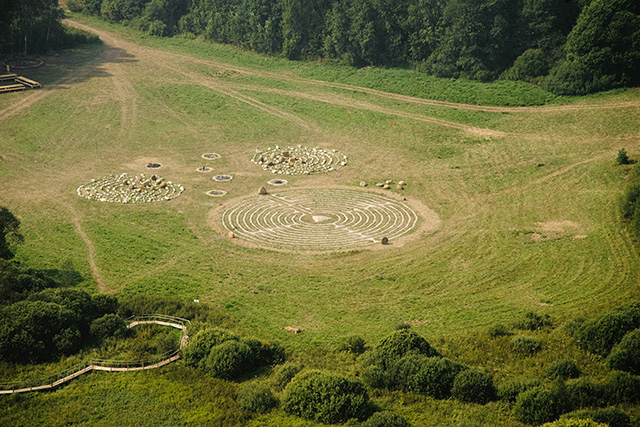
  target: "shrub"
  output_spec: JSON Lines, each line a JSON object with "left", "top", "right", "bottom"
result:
{"left": 607, "top": 328, "right": 640, "bottom": 374}
{"left": 617, "top": 149, "right": 631, "bottom": 165}
{"left": 93, "top": 294, "right": 119, "bottom": 316}
{"left": 406, "top": 357, "right": 468, "bottom": 399}
{"left": 545, "top": 360, "right": 581, "bottom": 380}
{"left": 562, "top": 407, "right": 630, "bottom": 427}
{"left": 270, "top": 362, "right": 302, "bottom": 391}
{"left": 517, "top": 312, "right": 553, "bottom": 330}
{"left": 452, "top": 369, "right": 496, "bottom": 404}
{"left": 90, "top": 313, "right": 128, "bottom": 340}
{"left": 182, "top": 327, "right": 238, "bottom": 369}
{"left": 566, "top": 378, "right": 607, "bottom": 408}
{"left": 204, "top": 340, "right": 254, "bottom": 380}
{"left": 604, "top": 371, "right": 640, "bottom": 404}
{"left": 362, "top": 364, "right": 389, "bottom": 389}
{"left": 620, "top": 185, "right": 640, "bottom": 220}
{"left": 366, "top": 329, "right": 440, "bottom": 371}
{"left": 339, "top": 335, "right": 367, "bottom": 354}
{"left": 241, "top": 337, "right": 285, "bottom": 367}
{"left": 282, "top": 370, "right": 371, "bottom": 424}
{"left": 67, "top": 0, "right": 83, "bottom": 12}
{"left": 512, "top": 336, "right": 541, "bottom": 354}
{"left": 575, "top": 302, "right": 640, "bottom": 356}
{"left": 488, "top": 324, "right": 512, "bottom": 338}
{"left": 541, "top": 419, "right": 607, "bottom": 427}
{"left": 503, "top": 48, "right": 549, "bottom": 82}
{"left": 362, "top": 411, "right": 411, "bottom": 427}
{"left": 497, "top": 378, "right": 543, "bottom": 402}
{"left": 514, "top": 386, "right": 564, "bottom": 425}
{"left": 236, "top": 383, "right": 278, "bottom": 414}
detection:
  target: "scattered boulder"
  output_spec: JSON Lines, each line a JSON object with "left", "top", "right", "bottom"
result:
{"left": 376, "top": 183, "right": 384, "bottom": 187}
{"left": 386, "top": 180, "right": 393, "bottom": 184}
{"left": 258, "top": 186, "right": 268, "bottom": 195}
{"left": 360, "top": 181, "right": 367, "bottom": 187}
{"left": 381, "top": 237, "right": 389, "bottom": 245}
{"left": 284, "top": 326, "right": 302, "bottom": 334}
{"left": 228, "top": 231, "right": 235, "bottom": 239}
{"left": 397, "top": 184, "right": 403, "bottom": 190}
{"left": 282, "top": 150, "right": 290, "bottom": 157}
{"left": 383, "top": 185, "right": 390, "bottom": 190}
{"left": 399, "top": 181, "right": 406, "bottom": 186}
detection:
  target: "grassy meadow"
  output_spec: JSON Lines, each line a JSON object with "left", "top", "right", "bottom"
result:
{"left": 0, "top": 13, "right": 639, "bottom": 426}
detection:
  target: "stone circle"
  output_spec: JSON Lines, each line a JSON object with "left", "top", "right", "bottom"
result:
{"left": 213, "top": 174, "right": 233, "bottom": 182}
{"left": 202, "top": 153, "right": 221, "bottom": 160}
{"left": 206, "top": 190, "right": 227, "bottom": 197}
{"left": 196, "top": 166, "right": 212, "bottom": 173}
{"left": 252, "top": 145, "right": 347, "bottom": 175}
{"left": 221, "top": 188, "right": 419, "bottom": 251}
{"left": 77, "top": 173, "right": 184, "bottom": 203}
{"left": 268, "top": 179, "right": 288, "bottom": 186}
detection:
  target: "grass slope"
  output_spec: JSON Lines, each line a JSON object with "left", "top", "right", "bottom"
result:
{"left": 0, "top": 13, "right": 639, "bottom": 426}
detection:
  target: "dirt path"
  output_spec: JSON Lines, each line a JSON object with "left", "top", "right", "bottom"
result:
{"left": 71, "top": 212, "right": 108, "bottom": 293}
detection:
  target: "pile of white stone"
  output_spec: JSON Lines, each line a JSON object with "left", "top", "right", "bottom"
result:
{"left": 251, "top": 145, "right": 348, "bottom": 175}
{"left": 77, "top": 173, "right": 184, "bottom": 203}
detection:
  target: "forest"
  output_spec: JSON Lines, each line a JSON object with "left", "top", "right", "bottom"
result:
{"left": 63, "top": 0, "right": 640, "bottom": 95}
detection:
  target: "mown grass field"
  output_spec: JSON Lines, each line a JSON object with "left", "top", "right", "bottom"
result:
{"left": 1, "top": 13, "right": 639, "bottom": 426}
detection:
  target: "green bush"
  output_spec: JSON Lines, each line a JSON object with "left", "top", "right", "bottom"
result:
{"left": 182, "top": 327, "right": 238, "bottom": 369}
{"left": 607, "top": 328, "right": 640, "bottom": 374}
{"left": 541, "top": 419, "right": 607, "bottom": 427}
{"left": 240, "top": 337, "right": 285, "bottom": 367}
{"left": 236, "top": 383, "right": 278, "bottom": 414}
{"left": 282, "top": 370, "right": 371, "bottom": 424}
{"left": 604, "top": 371, "right": 640, "bottom": 404}
{"left": 362, "top": 411, "right": 411, "bottom": 427}
{"left": 497, "top": 378, "right": 543, "bottom": 402}
{"left": 562, "top": 407, "right": 630, "bottom": 427}
{"left": 566, "top": 378, "right": 607, "bottom": 408}
{"left": 362, "top": 364, "right": 389, "bottom": 389}
{"left": 512, "top": 336, "right": 541, "bottom": 354}
{"left": 366, "top": 329, "right": 440, "bottom": 371}
{"left": 393, "top": 356, "right": 467, "bottom": 399}
{"left": 339, "top": 335, "right": 367, "bottom": 354}
{"left": 90, "top": 313, "right": 128, "bottom": 340}
{"left": 204, "top": 340, "right": 254, "bottom": 380}
{"left": 93, "top": 294, "right": 119, "bottom": 317}
{"left": 451, "top": 369, "right": 496, "bottom": 404}
{"left": 517, "top": 312, "right": 553, "bottom": 330}
{"left": 488, "top": 324, "right": 512, "bottom": 338}
{"left": 575, "top": 302, "right": 640, "bottom": 356}
{"left": 620, "top": 185, "right": 640, "bottom": 219}
{"left": 514, "top": 386, "right": 564, "bottom": 425}
{"left": 503, "top": 49, "right": 549, "bottom": 82}
{"left": 270, "top": 362, "right": 302, "bottom": 391}
{"left": 545, "top": 360, "right": 581, "bottom": 380}
{"left": 617, "top": 149, "right": 631, "bottom": 165}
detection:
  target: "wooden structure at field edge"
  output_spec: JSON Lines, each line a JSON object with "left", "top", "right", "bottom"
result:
{"left": 0, "top": 74, "right": 42, "bottom": 93}
{"left": 0, "top": 314, "right": 189, "bottom": 395}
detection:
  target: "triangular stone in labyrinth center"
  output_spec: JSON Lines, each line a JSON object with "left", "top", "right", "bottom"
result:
{"left": 312, "top": 215, "right": 332, "bottom": 223}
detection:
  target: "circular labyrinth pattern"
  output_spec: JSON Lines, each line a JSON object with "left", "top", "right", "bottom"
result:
{"left": 252, "top": 145, "right": 347, "bottom": 175}
{"left": 268, "top": 179, "right": 288, "bottom": 186}
{"left": 77, "top": 173, "right": 184, "bottom": 203}
{"left": 213, "top": 174, "right": 233, "bottom": 182}
{"left": 207, "top": 190, "right": 227, "bottom": 197}
{"left": 222, "top": 189, "right": 419, "bottom": 251}
{"left": 5, "top": 58, "right": 43, "bottom": 69}
{"left": 202, "top": 153, "right": 221, "bottom": 160}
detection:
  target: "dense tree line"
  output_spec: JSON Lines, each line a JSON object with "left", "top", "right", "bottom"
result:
{"left": 72, "top": 0, "right": 639, "bottom": 94}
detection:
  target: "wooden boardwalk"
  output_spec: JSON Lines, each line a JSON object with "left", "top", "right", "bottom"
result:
{"left": 0, "top": 315, "right": 189, "bottom": 395}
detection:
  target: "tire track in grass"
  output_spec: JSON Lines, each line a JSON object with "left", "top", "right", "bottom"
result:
{"left": 71, "top": 212, "right": 109, "bottom": 293}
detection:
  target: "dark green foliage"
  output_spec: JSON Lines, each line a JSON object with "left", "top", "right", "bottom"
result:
{"left": 566, "top": 378, "right": 607, "bottom": 409}
{"left": 393, "top": 355, "right": 468, "bottom": 399}
{"left": 620, "top": 185, "right": 640, "bottom": 235}
{"left": 545, "top": 360, "right": 581, "bottom": 380}
{"left": 514, "top": 386, "right": 564, "bottom": 425}
{"left": 574, "top": 302, "right": 640, "bottom": 356}
{"left": 604, "top": 371, "right": 640, "bottom": 404}
{"left": 236, "top": 383, "right": 278, "bottom": 414}
{"left": 607, "top": 328, "right": 640, "bottom": 374}
{"left": 271, "top": 362, "right": 302, "bottom": 391}
{"left": 517, "top": 311, "right": 553, "bottom": 330}
{"left": 362, "top": 411, "right": 411, "bottom": 427}
{"left": 118, "top": 294, "right": 230, "bottom": 325}
{"left": 339, "top": 335, "right": 367, "bottom": 354}
{"left": 362, "top": 364, "right": 389, "bottom": 389}
{"left": 0, "top": 260, "right": 56, "bottom": 306}
{"left": 93, "top": 294, "right": 119, "bottom": 316}
{"left": 204, "top": 340, "right": 254, "bottom": 380}
{"left": 562, "top": 407, "right": 630, "bottom": 427}
{"left": 0, "top": 300, "right": 82, "bottom": 362}
{"left": 511, "top": 335, "right": 541, "bottom": 354}
{"left": 241, "top": 337, "right": 285, "bottom": 367}
{"left": 282, "top": 370, "right": 371, "bottom": 424}
{"left": 617, "top": 148, "right": 631, "bottom": 165}
{"left": 488, "top": 323, "right": 512, "bottom": 338}
{"left": 0, "top": 207, "right": 23, "bottom": 260}
{"left": 503, "top": 49, "right": 550, "bottom": 82}
{"left": 451, "top": 369, "right": 496, "bottom": 404}
{"left": 546, "top": 0, "right": 640, "bottom": 95}
{"left": 497, "top": 378, "right": 543, "bottom": 402}
{"left": 182, "top": 327, "right": 239, "bottom": 369}
{"left": 366, "top": 329, "right": 441, "bottom": 371}
{"left": 90, "top": 313, "right": 128, "bottom": 340}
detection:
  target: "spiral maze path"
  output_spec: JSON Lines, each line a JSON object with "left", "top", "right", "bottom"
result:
{"left": 252, "top": 145, "right": 348, "bottom": 175}
{"left": 222, "top": 189, "right": 420, "bottom": 251}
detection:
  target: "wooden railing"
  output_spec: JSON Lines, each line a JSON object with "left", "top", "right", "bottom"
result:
{"left": 0, "top": 315, "right": 190, "bottom": 395}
